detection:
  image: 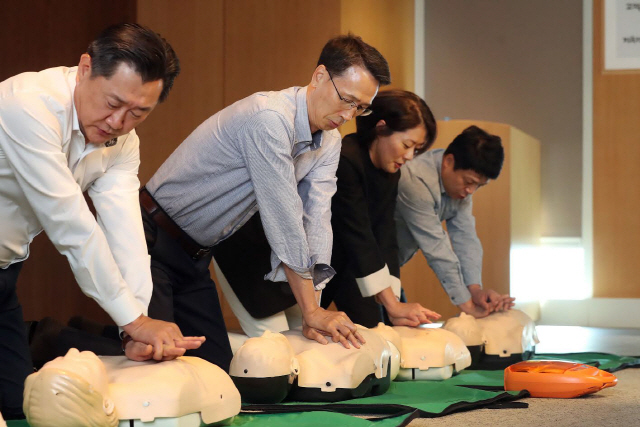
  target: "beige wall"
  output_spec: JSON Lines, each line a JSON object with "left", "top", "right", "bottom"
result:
{"left": 422, "top": 0, "right": 583, "bottom": 238}
{"left": 136, "top": 0, "right": 225, "bottom": 184}
{"left": 592, "top": 0, "right": 640, "bottom": 298}
{"left": 339, "top": 0, "right": 415, "bottom": 136}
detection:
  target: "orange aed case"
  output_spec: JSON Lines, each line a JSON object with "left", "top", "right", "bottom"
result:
{"left": 504, "top": 360, "right": 617, "bottom": 398}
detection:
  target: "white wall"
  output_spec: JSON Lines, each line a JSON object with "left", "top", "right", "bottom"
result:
{"left": 423, "top": 0, "right": 583, "bottom": 237}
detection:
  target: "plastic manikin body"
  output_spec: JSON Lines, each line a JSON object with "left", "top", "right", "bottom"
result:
{"left": 229, "top": 328, "right": 395, "bottom": 403}
{"left": 443, "top": 309, "right": 540, "bottom": 369}
{"left": 23, "top": 349, "right": 241, "bottom": 427}
{"left": 372, "top": 324, "right": 471, "bottom": 380}
{"left": 229, "top": 323, "right": 473, "bottom": 403}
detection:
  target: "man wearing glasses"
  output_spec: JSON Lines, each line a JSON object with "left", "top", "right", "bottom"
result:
{"left": 138, "top": 35, "right": 390, "bottom": 371}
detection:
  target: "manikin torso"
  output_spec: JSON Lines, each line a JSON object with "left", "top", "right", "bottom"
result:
{"left": 23, "top": 349, "right": 241, "bottom": 427}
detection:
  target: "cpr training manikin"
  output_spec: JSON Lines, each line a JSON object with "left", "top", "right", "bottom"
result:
{"left": 20, "top": 310, "right": 538, "bottom": 424}
{"left": 23, "top": 348, "right": 241, "bottom": 427}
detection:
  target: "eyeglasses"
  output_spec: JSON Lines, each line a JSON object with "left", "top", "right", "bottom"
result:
{"left": 326, "top": 69, "right": 373, "bottom": 116}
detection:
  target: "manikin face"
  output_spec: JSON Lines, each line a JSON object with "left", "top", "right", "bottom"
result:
{"left": 440, "top": 153, "right": 489, "bottom": 200}
{"left": 24, "top": 349, "right": 117, "bottom": 427}
{"left": 74, "top": 54, "right": 163, "bottom": 144}
{"left": 307, "top": 65, "right": 379, "bottom": 133}
{"left": 42, "top": 348, "right": 110, "bottom": 397}
{"left": 369, "top": 122, "right": 427, "bottom": 173}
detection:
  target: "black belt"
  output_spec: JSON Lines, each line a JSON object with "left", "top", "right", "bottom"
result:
{"left": 139, "top": 187, "right": 211, "bottom": 260}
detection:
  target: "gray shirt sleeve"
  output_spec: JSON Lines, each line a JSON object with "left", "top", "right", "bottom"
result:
{"left": 446, "top": 198, "right": 483, "bottom": 289}
{"left": 395, "top": 173, "right": 474, "bottom": 305}
{"left": 294, "top": 139, "right": 340, "bottom": 287}
{"left": 237, "top": 110, "right": 323, "bottom": 286}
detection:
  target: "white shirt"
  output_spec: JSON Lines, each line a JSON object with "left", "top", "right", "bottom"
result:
{"left": 0, "top": 66, "right": 150, "bottom": 326}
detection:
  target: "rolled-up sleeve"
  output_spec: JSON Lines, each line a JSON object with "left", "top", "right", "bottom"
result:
{"left": 237, "top": 111, "right": 316, "bottom": 285}
{"left": 396, "top": 173, "right": 471, "bottom": 305}
{"left": 446, "top": 198, "right": 483, "bottom": 287}
{"left": 0, "top": 95, "right": 144, "bottom": 326}
{"left": 296, "top": 137, "right": 340, "bottom": 288}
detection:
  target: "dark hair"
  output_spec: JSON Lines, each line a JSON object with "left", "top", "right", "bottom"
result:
{"left": 355, "top": 90, "right": 436, "bottom": 155}
{"left": 317, "top": 34, "right": 391, "bottom": 86}
{"left": 444, "top": 126, "right": 504, "bottom": 179}
{"left": 87, "top": 23, "right": 180, "bottom": 103}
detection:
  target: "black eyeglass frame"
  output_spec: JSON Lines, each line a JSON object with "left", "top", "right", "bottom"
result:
{"left": 326, "top": 69, "right": 373, "bottom": 117}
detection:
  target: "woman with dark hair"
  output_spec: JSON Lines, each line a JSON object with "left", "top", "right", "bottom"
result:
{"left": 320, "top": 90, "right": 441, "bottom": 328}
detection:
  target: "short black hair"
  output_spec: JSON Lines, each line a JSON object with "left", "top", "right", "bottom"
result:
{"left": 444, "top": 125, "right": 504, "bottom": 179}
{"left": 317, "top": 34, "right": 391, "bottom": 86}
{"left": 87, "top": 23, "right": 180, "bottom": 103}
{"left": 356, "top": 90, "right": 436, "bottom": 154}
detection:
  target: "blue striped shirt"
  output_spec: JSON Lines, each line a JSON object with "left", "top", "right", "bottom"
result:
{"left": 147, "top": 86, "right": 340, "bottom": 288}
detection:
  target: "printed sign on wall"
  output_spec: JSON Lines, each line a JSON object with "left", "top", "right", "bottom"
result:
{"left": 605, "top": 0, "right": 640, "bottom": 70}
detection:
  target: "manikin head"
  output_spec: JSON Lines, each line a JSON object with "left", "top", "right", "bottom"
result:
{"left": 229, "top": 331, "right": 300, "bottom": 403}
{"left": 443, "top": 309, "right": 539, "bottom": 358}
{"left": 441, "top": 125, "right": 504, "bottom": 200}
{"left": 442, "top": 312, "right": 485, "bottom": 346}
{"left": 74, "top": 23, "right": 179, "bottom": 144}
{"left": 355, "top": 90, "right": 437, "bottom": 173}
{"left": 307, "top": 34, "right": 390, "bottom": 133}
{"left": 25, "top": 349, "right": 241, "bottom": 426}
{"left": 23, "top": 349, "right": 117, "bottom": 427}
{"left": 477, "top": 310, "right": 539, "bottom": 357}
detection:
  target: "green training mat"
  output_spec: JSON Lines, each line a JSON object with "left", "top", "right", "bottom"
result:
{"left": 531, "top": 352, "right": 640, "bottom": 372}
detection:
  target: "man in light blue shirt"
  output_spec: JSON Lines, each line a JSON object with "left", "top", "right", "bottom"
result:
{"left": 141, "top": 35, "right": 391, "bottom": 371}
{"left": 395, "top": 125, "right": 515, "bottom": 318}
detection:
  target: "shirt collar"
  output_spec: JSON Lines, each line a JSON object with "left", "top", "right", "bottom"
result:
{"left": 434, "top": 149, "right": 447, "bottom": 195}
{"left": 294, "top": 86, "right": 322, "bottom": 150}
{"left": 67, "top": 67, "right": 81, "bottom": 133}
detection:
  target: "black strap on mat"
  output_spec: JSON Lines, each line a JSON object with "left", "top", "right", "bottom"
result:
{"left": 241, "top": 390, "right": 529, "bottom": 426}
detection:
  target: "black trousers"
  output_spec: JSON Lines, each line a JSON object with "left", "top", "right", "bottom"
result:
{"left": 320, "top": 274, "right": 386, "bottom": 328}
{"left": 0, "top": 262, "right": 31, "bottom": 419}
{"left": 321, "top": 273, "right": 405, "bottom": 329}
{"left": 143, "top": 206, "right": 233, "bottom": 372}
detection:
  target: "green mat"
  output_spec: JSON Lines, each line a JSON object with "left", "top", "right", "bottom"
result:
{"left": 531, "top": 352, "right": 640, "bottom": 373}
{"left": 7, "top": 352, "right": 638, "bottom": 427}
{"left": 231, "top": 352, "right": 639, "bottom": 427}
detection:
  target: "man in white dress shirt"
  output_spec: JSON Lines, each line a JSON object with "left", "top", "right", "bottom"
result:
{"left": 0, "top": 23, "right": 203, "bottom": 419}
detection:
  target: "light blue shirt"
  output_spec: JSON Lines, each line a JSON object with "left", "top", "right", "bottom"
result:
{"left": 147, "top": 86, "right": 340, "bottom": 288}
{"left": 395, "top": 149, "right": 483, "bottom": 304}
